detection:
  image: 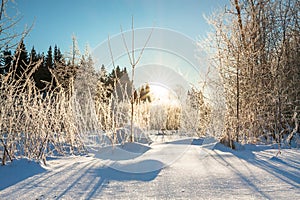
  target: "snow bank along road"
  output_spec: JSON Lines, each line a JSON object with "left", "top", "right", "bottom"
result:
{"left": 0, "top": 138, "right": 299, "bottom": 199}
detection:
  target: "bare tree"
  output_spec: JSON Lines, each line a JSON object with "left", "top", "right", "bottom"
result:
{"left": 0, "top": 0, "right": 32, "bottom": 49}
{"left": 0, "top": 0, "right": 30, "bottom": 164}
{"left": 204, "top": 0, "right": 299, "bottom": 148}
{"left": 108, "top": 16, "right": 153, "bottom": 142}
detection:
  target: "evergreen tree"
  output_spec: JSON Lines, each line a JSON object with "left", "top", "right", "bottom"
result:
{"left": 33, "top": 52, "right": 52, "bottom": 91}
{"left": 138, "top": 83, "right": 151, "bottom": 103}
{"left": 144, "top": 83, "right": 151, "bottom": 102}
{"left": 95, "top": 64, "right": 111, "bottom": 104}
{"left": 108, "top": 65, "right": 121, "bottom": 81}
{"left": 54, "top": 44, "right": 63, "bottom": 66}
{"left": 12, "top": 40, "right": 29, "bottom": 80}
{"left": 107, "top": 68, "right": 115, "bottom": 88}
{"left": 51, "top": 37, "right": 80, "bottom": 95}
{"left": 30, "top": 46, "right": 38, "bottom": 63}
{"left": 116, "top": 65, "right": 121, "bottom": 77}
{"left": 0, "top": 50, "right": 4, "bottom": 75}
{"left": 140, "top": 86, "right": 145, "bottom": 102}
{"left": 100, "top": 64, "right": 108, "bottom": 84}
{"left": 45, "top": 46, "right": 53, "bottom": 69}
{"left": 120, "top": 67, "right": 132, "bottom": 99}
{"left": 103, "top": 66, "right": 133, "bottom": 101}
{"left": 1, "top": 46, "right": 12, "bottom": 74}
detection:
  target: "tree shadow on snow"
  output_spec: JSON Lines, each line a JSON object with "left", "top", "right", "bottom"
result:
{"left": 51, "top": 159, "right": 164, "bottom": 200}
{"left": 88, "top": 142, "right": 151, "bottom": 161}
{"left": 165, "top": 138, "right": 204, "bottom": 145}
{"left": 213, "top": 143, "right": 300, "bottom": 198}
{"left": 0, "top": 157, "right": 163, "bottom": 200}
{"left": 0, "top": 159, "right": 46, "bottom": 190}
{"left": 84, "top": 159, "right": 163, "bottom": 199}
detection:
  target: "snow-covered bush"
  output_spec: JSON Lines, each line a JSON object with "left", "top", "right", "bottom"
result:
{"left": 0, "top": 48, "right": 87, "bottom": 165}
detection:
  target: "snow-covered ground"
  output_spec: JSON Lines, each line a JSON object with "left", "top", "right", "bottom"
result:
{"left": 0, "top": 136, "right": 299, "bottom": 200}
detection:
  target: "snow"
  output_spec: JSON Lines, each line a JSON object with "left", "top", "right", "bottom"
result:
{"left": 1, "top": 136, "right": 299, "bottom": 199}
{"left": 87, "top": 142, "right": 151, "bottom": 161}
{"left": 0, "top": 158, "right": 46, "bottom": 191}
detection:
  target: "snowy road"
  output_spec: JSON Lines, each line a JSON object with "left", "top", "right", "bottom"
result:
{"left": 0, "top": 139, "right": 299, "bottom": 199}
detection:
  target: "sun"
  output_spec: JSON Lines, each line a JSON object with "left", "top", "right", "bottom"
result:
{"left": 150, "top": 84, "right": 170, "bottom": 102}
{"left": 147, "top": 83, "right": 180, "bottom": 106}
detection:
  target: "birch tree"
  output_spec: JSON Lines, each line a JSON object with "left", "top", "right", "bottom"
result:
{"left": 205, "top": 0, "right": 299, "bottom": 147}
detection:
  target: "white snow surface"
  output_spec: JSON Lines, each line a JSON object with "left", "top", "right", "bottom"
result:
{"left": 0, "top": 137, "right": 299, "bottom": 200}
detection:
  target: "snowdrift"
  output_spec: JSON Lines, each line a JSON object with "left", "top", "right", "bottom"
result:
{"left": 88, "top": 142, "right": 151, "bottom": 161}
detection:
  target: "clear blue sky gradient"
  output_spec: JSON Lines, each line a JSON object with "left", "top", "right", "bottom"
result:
{"left": 8, "top": 0, "right": 228, "bottom": 54}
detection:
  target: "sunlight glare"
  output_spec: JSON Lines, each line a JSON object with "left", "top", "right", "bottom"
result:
{"left": 150, "top": 84, "right": 170, "bottom": 101}
{"left": 149, "top": 84, "right": 179, "bottom": 106}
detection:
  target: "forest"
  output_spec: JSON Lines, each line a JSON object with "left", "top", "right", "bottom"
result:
{"left": 0, "top": 0, "right": 299, "bottom": 166}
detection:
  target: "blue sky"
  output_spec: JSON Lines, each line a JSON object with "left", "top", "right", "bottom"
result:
{"left": 9, "top": 0, "right": 228, "bottom": 54}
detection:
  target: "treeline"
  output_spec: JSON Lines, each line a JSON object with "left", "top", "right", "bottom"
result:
{"left": 0, "top": 38, "right": 141, "bottom": 165}
{"left": 0, "top": 36, "right": 161, "bottom": 164}
{"left": 0, "top": 41, "right": 73, "bottom": 92}
{"left": 0, "top": 41, "right": 134, "bottom": 98}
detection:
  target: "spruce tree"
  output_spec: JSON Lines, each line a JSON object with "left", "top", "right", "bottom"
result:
{"left": 30, "top": 46, "right": 38, "bottom": 62}
{"left": 33, "top": 51, "right": 52, "bottom": 91}
{"left": 100, "top": 64, "right": 108, "bottom": 84}
{"left": 120, "top": 67, "right": 132, "bottom": 99}
{"left": 13, "top": 40, "right": 29, "bottom": 80}
{"left": 2, "top": 46, "right": 12, "bottom": 74}
{"left": 45, "top": 46, "right": 53, "bottom": 69}
{"left": 54, "top": 45, "right": 63, "bottom": 66}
